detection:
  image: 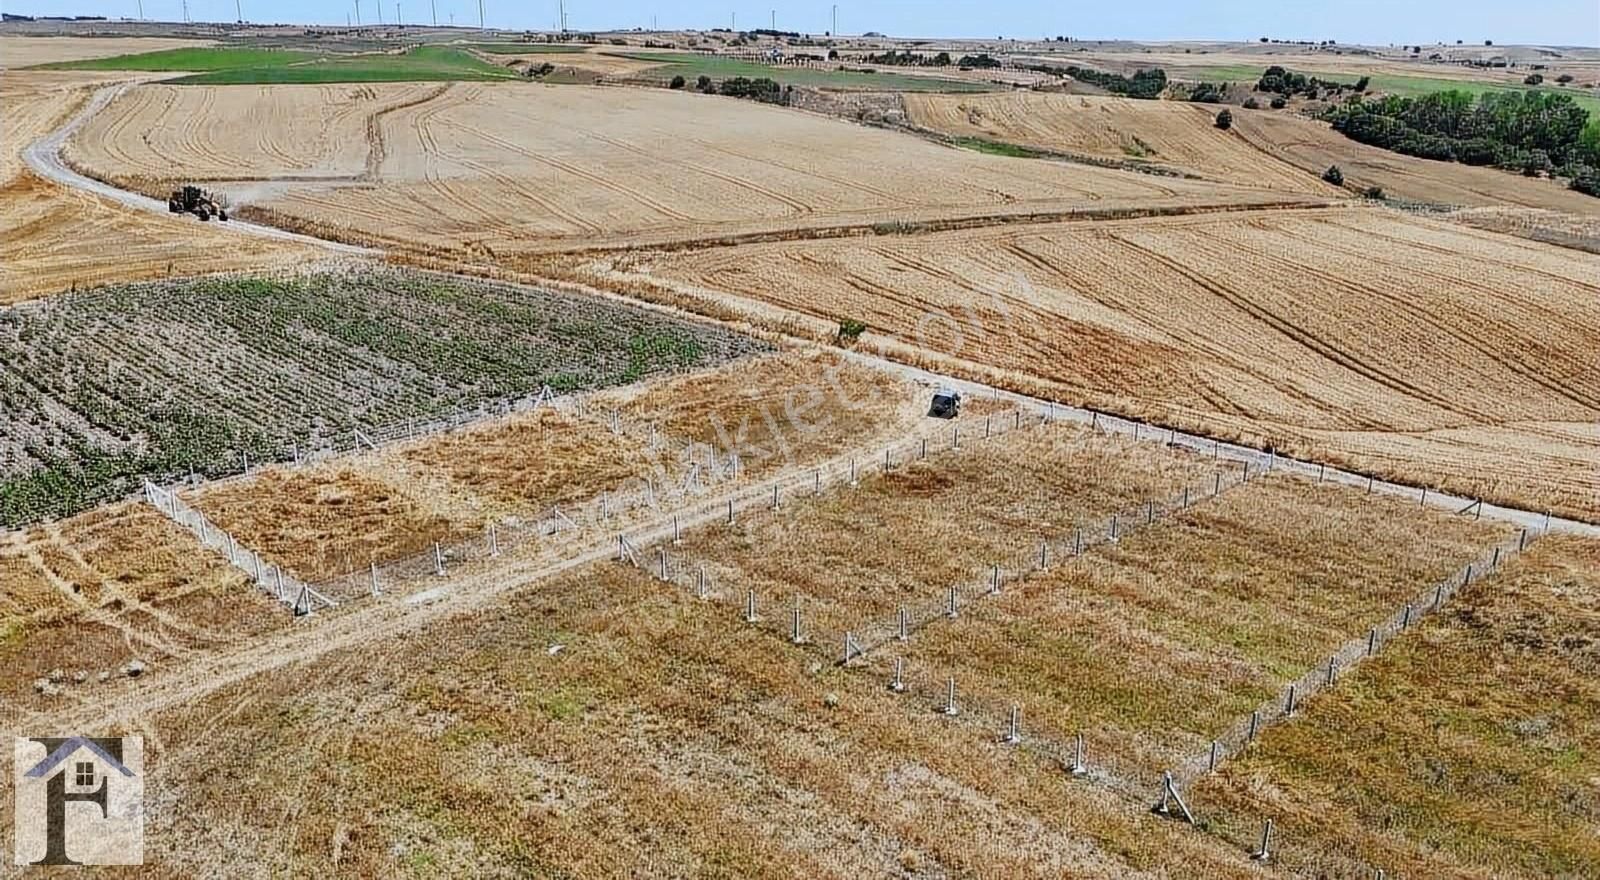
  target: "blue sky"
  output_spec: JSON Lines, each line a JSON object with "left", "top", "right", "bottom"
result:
{"left": 11, "top": 1, "right": 1600, "bottom": 46}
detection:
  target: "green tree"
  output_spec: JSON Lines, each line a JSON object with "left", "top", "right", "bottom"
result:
{"left": 1215, "top": 109, "right": 1233, "bottom": 129}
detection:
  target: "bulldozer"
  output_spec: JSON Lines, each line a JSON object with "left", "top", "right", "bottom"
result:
{"left": 167, "top": 185, "right": 228, "bottom": 222}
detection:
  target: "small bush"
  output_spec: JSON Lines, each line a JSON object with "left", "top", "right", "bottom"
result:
{"left": 1242, "top": 97, "right": 1260, "bottom": 110}
{"left": 696, "top": 74, "right": 713, "bottom": 92}
{"left": 1570, "top": 168, "right": 1600, "bottom": 198}
{"left": 836, "top": 317, "right": 868, "bottom": 345}
{"left": 1524, "top": 73, "right": 1544, "bottom": 85}
{"left": 669, "top": 74, "right": 686, "bottom": 89}
{"left": 1556, "top": 73, "right": 1574, "bottom": 84}
{"left": 1214, "top": 109, "right": 1233, "bottom": 130}
{"left": 1322, "top": 164, "right": 1345, "bottom": 185}
{"left": 1270, "top": 96, "right": 1287, "bottom": 109}
{"left": 1363, "top": 186, "right": 1385, "bottom": 199}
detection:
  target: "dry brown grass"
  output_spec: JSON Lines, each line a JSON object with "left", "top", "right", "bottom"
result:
{"left": 675, "top": 424, "right": 1224, "bottom": 640}
{"left": 0, "top": 35, "right": 214, "bottom": 67}
{"left": 601, "top": 349, "right": 922, "bottom": 480}
{"left": 886, "top": 471, "right": 1511, "bottom": 782}
{"left": 606, "top": 206, "right": 1600, "bottom": 520}
{"left": 1193, "top": 535, "right": 1600, "bottom": 879}
{"left": 109, "top": 560, "right": 1273, "bottom": 878}
{"left": 904, "top": 91, "right": 1337, "bottom": 195}
{"left": 0, "top": 501, "right": 286, "bottom": 713}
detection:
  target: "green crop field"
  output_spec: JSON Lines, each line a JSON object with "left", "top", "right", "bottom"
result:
{"left": 41, "top": 45, "right": 521, "bottom": 84}
{"left": 614, "top": 51, "right": 996, "bottom": 92}
{"left": 0, "top": 268, "right": 767, "bottom": 526}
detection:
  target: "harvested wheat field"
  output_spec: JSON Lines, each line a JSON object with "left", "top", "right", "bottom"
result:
{"left": 0, "top": 501, "right": 287, "bottom": 713}
{"left": 65, "top": 81, "right": 1320, "bottom": 256}
{"left": 0, "top": 70, "right": 318, "bottom": 304}
{"left": 64, "top": 83, "right": 450, "bottom": 189}
{"left": 67, "top": 560, "right": 1288, "bottom": 878}
{"left": 613, "top": 206, "right": 1600, "bottom": 520}
{"left": 1194, "top": 535, "right": 1600, "bottom": 879}
{"left": 882, "top": 470, "right": 1511, "bottom": 784}
{"left": 1231, "top": 109, "right": 1600, "bottom": 214}
{"left": 904, "top": 91, "right": 1336, "bottom": 195}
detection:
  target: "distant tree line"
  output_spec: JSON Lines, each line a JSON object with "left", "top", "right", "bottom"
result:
{"left": 1061, "top": 65, "right": 1168, "bottom": 99}
{"left": 1326, "top": 89, "right": 1600, "bottom": 195}
{"left": 1256, "top": 65, "right": 1368, "bottom": 99}
{"left": 862, "top": 50, "right": 953, "bottom": 67}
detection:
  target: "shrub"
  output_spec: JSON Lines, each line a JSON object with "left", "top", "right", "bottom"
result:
{"left": 696, "top": 74, "right": 713, "bottom": 92}
{"left": 1214, "top": 109, "right": 1233, "bottom": 130}
{"left": 835, "top": 317, "right": 868, "bottom": 345}
{"left": 669, "top": 74, "right": 686, "bottom": 89}
{"left": 1242, "top": 97, "right": 1260, "bottom": 110}
{"left": 1524, "top": 73, "right": 1544, "bottom": 85}
{"left": 1322, "top": 164, "right": 1345, "bottom": 185}
{"left": 1363, "top": 186, "right": 1385, "bottom": 199}
{"left": 1557, "top": 73, "right": 1574, "bottom": 84}
{"left": 1270, "top": 96, "right": 1287, "bottom": 109}
{"left": 1571, "top": 168, "right": 1600, "bottom": 198}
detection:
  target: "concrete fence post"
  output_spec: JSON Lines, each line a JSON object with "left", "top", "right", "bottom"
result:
{"left": 946, "top": 585, "right": 959, "bottom": 619}
{"left": 890, "top": 657, "right": 906, "bottom": 692}
{"left": 897, "top": 606, "right": 909, "bottom": 641}
{"left": 1251, "top": 818, "right": 1273, "bottom": 862}
{"left": 744, "top": 589, "right": 758, "bottom": 623}
{"left": 1068, "top": 733, "right": 1087, "bottom": 776}
{"left": 942, "top": 677, "right": 959, "bottom": 716}
{"left": 1004, "top": 706, "right": 1021, "bottom": 745}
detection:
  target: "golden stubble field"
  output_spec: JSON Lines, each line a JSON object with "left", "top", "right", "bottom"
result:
{"left": 584, "top": 206, "right": 1600, "bottom": 520}
{"left": 62, "top": 81, "right": 1324, "bottom": 257}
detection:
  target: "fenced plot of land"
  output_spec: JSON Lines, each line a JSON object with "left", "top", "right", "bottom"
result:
{"left": 0, "top": 267, "right": 765, "bottom": 526}
{"left": 882, "top": 473, "right": 1512, "bottom": 784}
{"left": 1193, "top": 535, "right": 1600, "bottom": 879}
{"left": 619, "top": 206, "right": 1600, "bottom": 520}
{"left": 180, "top": 351, "right": 924, "bottom": 585}
{"left": 96, "top": 561, "right": 1272, "bottom": 878}
{"left": 0, "top": 501, "right": 288, "bottom": 712}
{"left": 671, "top": 424, "right": 1228, "bottom": 653}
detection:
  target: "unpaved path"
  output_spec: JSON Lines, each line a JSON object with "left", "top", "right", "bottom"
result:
{"left": 21, "top": 84, "right": 378, "bottom": 256}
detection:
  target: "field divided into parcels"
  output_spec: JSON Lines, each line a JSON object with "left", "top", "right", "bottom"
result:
{"left": 0, "top": 267, "right": 766, "bottom": 526}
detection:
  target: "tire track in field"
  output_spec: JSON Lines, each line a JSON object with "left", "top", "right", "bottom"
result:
{"left": 583, "top": 130, "right": 816, "bottom": 215}
{"left": 1107, "top": 233, "right": 1482, "bottom": 424}
{"left": 1225, "top": 224, "right": 1600, "bottom": 415}
{"left": 449, "top": 116, "right": 693, "bottom": 224}
{"left": 1002, "top": 237, "right": 1385, "bottom": 429}
{"left": 1319, "top": 213, "right": 1600, "bottom": 295}
{"left": 683, "top": 136, "right": 917, "bottom": 208}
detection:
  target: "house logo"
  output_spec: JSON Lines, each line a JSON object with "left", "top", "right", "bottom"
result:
{"left": 12, "top": 736, "right": 143, "bottom": 866}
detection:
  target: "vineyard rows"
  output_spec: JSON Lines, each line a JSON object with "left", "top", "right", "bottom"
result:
{"left": 0, "top": 266, "right": 767, "bottom": 526}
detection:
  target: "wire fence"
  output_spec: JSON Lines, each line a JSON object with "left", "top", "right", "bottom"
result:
{"left": 1170, "top": 523, "right": 1542, "bottom": 789}
{"left": 143, "top": 481, "right": 337, "bottom": 616}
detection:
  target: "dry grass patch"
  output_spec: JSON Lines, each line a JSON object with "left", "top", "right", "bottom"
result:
{"left": 1194, "top": 535, "right": 1600, "bottom": 879}
{"left": 124, "top": 561, "right": 1266, "bottom": 878}
{"left": 675, "top": 425, "right": 1223, "bottom": 643}
{"left": 185, "top": 462, "right": 480, "bottom": 583}
{"left": 886, "top": 473, "right": 1512, "bottom": 783}
{"left": 904, "top": 91, "right": 1336, "bottom": 195}
{"left": 398, "top": 407, "right": 654, "bottom": 516}
{"left": 603, "top": 350, "right": 921, "bottom": 480}
{"left": 0, "top": 501, "right": 285, "bottom": 712}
